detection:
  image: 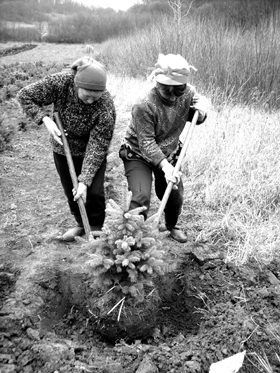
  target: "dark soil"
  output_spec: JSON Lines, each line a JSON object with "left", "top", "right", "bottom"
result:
{"left": 0, "top": 44, "right": 37, "bottom": 58}
{"left": 1, "top": 48, "right": 280, "bottom": 372}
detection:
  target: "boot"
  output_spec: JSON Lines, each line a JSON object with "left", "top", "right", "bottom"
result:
{"left": 62, "top": 225, "right": 84, "bottom": 242}
{"left": 90, "top": 225, "right": 102, "bottom": 237}
{"left": 167, "top": 226, "right": 187, "bottom": 243}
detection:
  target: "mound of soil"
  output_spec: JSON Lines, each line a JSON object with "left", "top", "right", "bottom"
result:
{"left": 0, "top": 44, "right": 37, "bottom": 58}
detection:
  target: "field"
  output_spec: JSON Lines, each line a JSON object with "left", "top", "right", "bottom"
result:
{"left": 1, "top": 43, "right": 280, "bottom": 373}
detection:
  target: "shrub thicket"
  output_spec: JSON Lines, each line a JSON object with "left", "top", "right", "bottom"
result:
{"left": 103, "top": 7, "right": 280, "bottom": 110}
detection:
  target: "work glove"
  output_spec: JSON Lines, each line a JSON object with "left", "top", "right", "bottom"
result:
{"left": 161, "top": 161, "right": 182, "bottom": 189}
{"left": 43, "top": 116, "right": 63, "bottom": 145}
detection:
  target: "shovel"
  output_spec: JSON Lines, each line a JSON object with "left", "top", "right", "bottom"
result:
{"left": 53, "top": 112, "right": 91, "bottom": 240}
{"left": 155, "top": 110, "right": 199, "bottom": 227}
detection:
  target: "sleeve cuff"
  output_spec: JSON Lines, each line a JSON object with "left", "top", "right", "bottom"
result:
{"left": 78, "top": 175, "right": 91, "bottom": 187}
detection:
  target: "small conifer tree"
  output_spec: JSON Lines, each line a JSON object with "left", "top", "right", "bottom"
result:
{"left": 82, "top": 187, "right": 169, "bottom": 307}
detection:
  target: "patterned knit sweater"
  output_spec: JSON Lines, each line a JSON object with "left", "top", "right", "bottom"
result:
{"left": 124, "top": 85, "right": 205, "bottom": 167}
{"left": 17, "top": 70, "right": 116, "bottom": 187}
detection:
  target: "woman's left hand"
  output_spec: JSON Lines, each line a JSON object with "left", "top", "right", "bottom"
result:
{"left": 73, "top": 182, "right": 87, "bottom": 202}
{"left": 192, "top": 93, "right": 210, "bottom": 119}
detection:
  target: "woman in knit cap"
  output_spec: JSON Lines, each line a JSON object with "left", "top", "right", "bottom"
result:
{"left": 119, "top": 53, "right": 209, "bottom": 243}
{"left": 17, "top": 57, "right": 116, "bottom": 241}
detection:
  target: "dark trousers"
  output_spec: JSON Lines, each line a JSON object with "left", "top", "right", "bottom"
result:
{"left": 53, "top": 152, "right": 106, "bottom": 227}
{"left": 122, "top": 158, "right": 184, "bottom": 228}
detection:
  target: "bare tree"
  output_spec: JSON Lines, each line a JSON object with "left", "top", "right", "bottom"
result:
{"left": 168, "top": 0, "right": 194, "bottom": 53}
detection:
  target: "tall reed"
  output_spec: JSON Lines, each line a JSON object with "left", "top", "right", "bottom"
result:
{"left": 103, "top": 10, "right": 280, "bottom": 109}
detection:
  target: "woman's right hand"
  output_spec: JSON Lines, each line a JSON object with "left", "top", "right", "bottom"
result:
{"left": 43, "top": 116, "right": 62, "bottom": 145}
{"left": 160, "top": 159, "right": 181, "bottom": 189}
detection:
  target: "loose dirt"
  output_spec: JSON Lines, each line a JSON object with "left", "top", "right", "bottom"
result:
{"left": 1, "top": 45, "right": 280, "bottom": 373}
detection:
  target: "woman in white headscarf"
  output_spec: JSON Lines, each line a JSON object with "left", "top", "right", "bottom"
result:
{"left": 119, "top": 54, "right": 209, "bottom": 243}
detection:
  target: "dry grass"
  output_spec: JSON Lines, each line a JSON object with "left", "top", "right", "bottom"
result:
{"left": 185, "top": 105, "right": 280, "bottom": 264}
{"left": 103, "top": 15, "right": 280, "bottom": 109}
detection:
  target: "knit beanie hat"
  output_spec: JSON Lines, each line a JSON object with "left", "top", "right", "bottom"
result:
{"left": 72, "top": 57, "right": 107, "bottom": 91}
{"left": 150, "top": 53, "right": 197, "bottom": 86}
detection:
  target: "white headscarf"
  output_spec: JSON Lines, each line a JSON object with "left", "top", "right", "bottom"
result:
{"left": 150, "top": 53, "right": 197, "bottom": 85}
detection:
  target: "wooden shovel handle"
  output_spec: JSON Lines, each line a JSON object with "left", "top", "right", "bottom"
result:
{"left": 53, "top": 112, "right": 91, "bottom": 240}
{"left": 156, "top": 110, "right": 199, "bottom": 227}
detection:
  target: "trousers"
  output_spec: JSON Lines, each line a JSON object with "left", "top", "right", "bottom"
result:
{"left": 121, "top": 153, "right": 184, "bottom": 228}
{"left": 53, "top": 152, "right": 106, "bottom": 227}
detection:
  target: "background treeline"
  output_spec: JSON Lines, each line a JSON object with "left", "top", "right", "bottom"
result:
{"left": 1, "top": 0, "right": 280, "bottom": 110}
{"left": 0, "top": 0, "right": 81, "bottom": 23}
{"left": 0, "top": 0, "right": 168, "bottom": 43}
{"left": 0, "top": 0, "right": 279, "bottom": 43}
{"left": 101, "top": 0, "right": 280, "bottom": 110}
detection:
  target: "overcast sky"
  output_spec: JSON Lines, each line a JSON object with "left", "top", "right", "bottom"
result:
{"left": 75, "top": 0, "right": 140, "bottom": 11}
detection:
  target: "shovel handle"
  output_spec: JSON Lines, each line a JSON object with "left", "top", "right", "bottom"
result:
{"left": 156, "top": 110, "right": 199, "bottom": 226}
{"left": 53, "top": 112, "right": 91, "bottom": 240}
